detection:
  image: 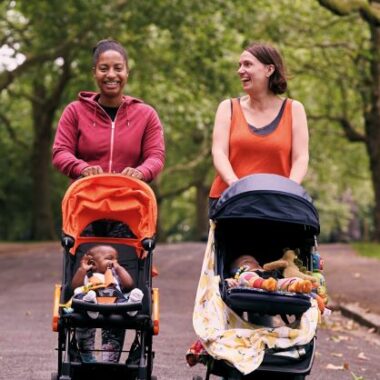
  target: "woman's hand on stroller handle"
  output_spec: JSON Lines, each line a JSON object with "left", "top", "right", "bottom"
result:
{"left": 121, "top": 167, "right": 144, "bottom": 180}
{"left": 81, "top": 165, "right": 104, "bottom": 177}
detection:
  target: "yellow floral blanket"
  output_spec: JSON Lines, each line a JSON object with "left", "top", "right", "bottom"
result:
{"left": 192, "top": 222, "right": 319, "bottom": 375}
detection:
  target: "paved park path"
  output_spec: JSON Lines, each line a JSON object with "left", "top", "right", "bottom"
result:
{"left": 0, "top": 242, "right": 379, "bottom": 379}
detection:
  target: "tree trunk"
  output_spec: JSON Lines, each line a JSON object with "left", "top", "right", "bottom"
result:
{"left": 31, "top": 122, "right": 55, "bottom": 240}
{"left": 366, "top": 26, "right": 380, "bottom": 241}
{"left": 195, "top": 182, "right": 209, "bottom": 241}
{"left": 30, "top": 84, "right": 56, "bottom": 240}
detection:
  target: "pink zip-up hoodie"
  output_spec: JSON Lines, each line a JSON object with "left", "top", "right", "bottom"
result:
{"left": 52, "top": 91, "right": 165, "bottom": 181}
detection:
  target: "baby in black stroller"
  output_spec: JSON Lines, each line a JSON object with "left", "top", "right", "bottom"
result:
{"left": 191, "top": 174, "right": 325, "bottom": 380}
{"left": 226, "top": 252, "right": 314, "bottom": 295}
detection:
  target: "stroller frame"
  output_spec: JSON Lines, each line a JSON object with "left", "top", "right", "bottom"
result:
{"left": 52, "top": 175, "right": 159, "bottom": 380}
{"left": 195, "top": 174, "right": 320, "bottom": 380}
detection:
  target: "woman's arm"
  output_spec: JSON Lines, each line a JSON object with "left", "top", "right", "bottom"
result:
{"left": 134, "top": 108, "right": 165, "bottom": 182}
{"left": 211, "top": 99, "right": 238, "bottom": 186}
{"left": 290, "top": 100, "right": 309, "bottom": 184}
{"left": 52, "top": 104, "right": 90, "bottom": 179}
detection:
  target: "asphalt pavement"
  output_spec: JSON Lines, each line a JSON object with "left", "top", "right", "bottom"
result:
{"left": 319, "top": 244, "right": 380, "bottom": 333}
{"left": 0, "top": 242, "right": 380, "bottom": 379}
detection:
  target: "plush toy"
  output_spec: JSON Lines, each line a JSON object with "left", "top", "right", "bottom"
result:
{"left": 315, "top": 284, "right": 328, "bottom": 304}
{"left": 311, "top": 271, "right": 326, "bottom": 287}
{"left": 263, "top": 249, "right": 318, "bottom": 284}
{"left": 294, "top": 256, "right": 309, "bottom": 274}
{"left": 230, "top": 267, "right": 312, "bottom": 294}
{"left": 262, "top": 249, "right": 331, "bottom": 315}
{"left": 277, "top": 277, "right": 313, "bottom": 293}
{"left": 186, "top": 340, "right": 209, "bottom": 367}
{"left": 237, "top": 270, "right": 278, "bottom": 292}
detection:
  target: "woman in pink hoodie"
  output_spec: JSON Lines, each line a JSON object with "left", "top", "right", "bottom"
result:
{"left": 52, "top": 39, "right": 165, "bottom": 363}
{"left": 52, "top": 39, "right": 165, "bottom": 182}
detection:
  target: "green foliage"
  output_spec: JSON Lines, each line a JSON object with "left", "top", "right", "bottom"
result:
{"left": 352, "top": 242, "right": 380, "bottom": 260}
{"left": 0, "top": 0, "right": 375, "bottom": 241}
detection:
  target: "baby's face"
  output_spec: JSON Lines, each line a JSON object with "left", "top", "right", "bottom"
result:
{"left": 88, "top": 246, "right": 117, "bottom": 273}
{"left": 233, "top": 255, "right": 261, "bottom": 270}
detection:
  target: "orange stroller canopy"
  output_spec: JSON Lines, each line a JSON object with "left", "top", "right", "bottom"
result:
{"left": 62, "top": 174, "right": 157, "bottom": 254}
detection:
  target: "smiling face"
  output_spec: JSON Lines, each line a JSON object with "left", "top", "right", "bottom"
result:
{"left": 237, "top": 51, "right": 274, "bottom": 94}
{"left": 93, "top": 49, "right": 128, "bottom": 106}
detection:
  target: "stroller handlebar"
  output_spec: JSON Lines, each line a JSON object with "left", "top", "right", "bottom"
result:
{"left": 71, "top": 298, "right": 142, "bottom": 314}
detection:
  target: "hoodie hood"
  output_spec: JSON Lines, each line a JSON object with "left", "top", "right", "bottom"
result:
{"left": 78, "top": 91, "right": 143, "bottom": 107}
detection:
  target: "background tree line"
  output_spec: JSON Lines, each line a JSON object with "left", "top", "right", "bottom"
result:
{"left": 0, "top": 0, "right": 377, "bottom": 242}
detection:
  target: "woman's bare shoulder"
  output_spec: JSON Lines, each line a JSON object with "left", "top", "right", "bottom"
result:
{"left": 291, "top": 99, "right": 306, "bottom": 113}
{"left": 217, "top": 98, "right": 232, "bottom": 108}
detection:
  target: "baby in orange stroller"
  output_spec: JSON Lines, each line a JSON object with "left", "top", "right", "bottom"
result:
{"left": 52, "top": 175, "right": 160, "bottom": 380}
{"left": 72, "top": 244, "right": 143, "bottom": 362}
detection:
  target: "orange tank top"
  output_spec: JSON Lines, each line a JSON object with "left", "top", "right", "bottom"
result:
{"left": 209, "top": 98, "right": 293, "bottom": 198}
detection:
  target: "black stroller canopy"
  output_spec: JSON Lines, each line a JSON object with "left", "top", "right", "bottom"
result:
{"left": 211, "top": 174, "right": 320, "bottom": 234}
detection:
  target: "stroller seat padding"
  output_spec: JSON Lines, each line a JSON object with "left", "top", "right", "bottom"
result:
{"left": 225, "top": 288, "right": 311, "bottom": 316}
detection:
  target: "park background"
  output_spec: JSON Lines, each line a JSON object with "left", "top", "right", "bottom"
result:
{"left": 1, "top": 0, "right": 380, "bottom": 255}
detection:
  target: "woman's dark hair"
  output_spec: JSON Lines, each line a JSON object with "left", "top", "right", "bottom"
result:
{"left": 245, "top": 42, "right": 287, "bottom": 94}
{"left": 92, "top": 38, "right": 128, "bottom": 68}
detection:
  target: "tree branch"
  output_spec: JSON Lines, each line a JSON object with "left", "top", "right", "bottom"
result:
{"left": 158, "top": 182, "right": 196, "bottom": 201}
{"left": 46, "top": 52, "right": 72, "bottom": 112}
{"left": 338, "top": 116, "right": 367, "bottom": 142}
{"left": 309, "top": 114, "right": 366, "bottom": 142}
{"left": 7, "top": 88, "right": 43, "bottom": 106}
{"left": 0, "top": 43, "right": 71, "bottom": 92}
{"left": 317, "top": 0, "right": 380, "bottom": 26}
{"left": 0, "top": 112, "right": 28, "bottom": 148}
{"left": 162, "top": 140, "right": 211, "bottom": 177}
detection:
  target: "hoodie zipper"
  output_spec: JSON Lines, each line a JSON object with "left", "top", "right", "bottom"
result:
{"left": 108, "top": 120, "right": 116, "bottom": 173}
{"left": 93, "top": 100, "right": 128, "bottom": 173}
{"left": 93, "top": 104, "right": 117, "bottom": 173}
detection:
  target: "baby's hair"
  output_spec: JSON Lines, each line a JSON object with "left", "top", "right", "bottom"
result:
{"left": 86, "top": 244, "right": 118, "bottom": 257}
{"left": 230, "top": 254, "right": 260, "bottom": 275}
{"left": 92, "top": 38, "right": 128, "bottom": 68}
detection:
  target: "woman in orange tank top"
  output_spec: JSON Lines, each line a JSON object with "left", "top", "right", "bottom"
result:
{"left": 210, "top": 42, "right": 309, "bottom": 204}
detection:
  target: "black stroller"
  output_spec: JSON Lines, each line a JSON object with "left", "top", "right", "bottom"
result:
{"left": 194, "top": 173, "right": 321, "bottom": 380}
{"left": 52, "top": 174, "right": 159, "bottom": 380}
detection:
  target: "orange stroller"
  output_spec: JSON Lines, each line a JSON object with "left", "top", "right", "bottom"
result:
{"left": 52, "top": 174, "right": 159, "bottom": 380}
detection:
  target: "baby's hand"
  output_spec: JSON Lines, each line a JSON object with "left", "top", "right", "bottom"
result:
{"left": 225, "top": 278, "right": 238, "bottom": 288}
{"left": 81, "top": 255, "right": 94, "bottom": 271}
{"left": 110, "top": 259, "right": 120, "bottom": 269}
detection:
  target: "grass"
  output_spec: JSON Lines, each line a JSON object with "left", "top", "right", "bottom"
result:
{"left": 351, "top": 242, "right": 380, "bottom": 260}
